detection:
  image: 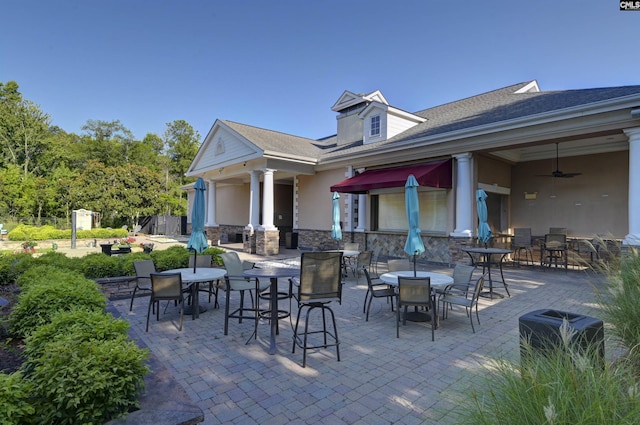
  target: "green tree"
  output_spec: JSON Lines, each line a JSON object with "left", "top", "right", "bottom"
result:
{"left": 0, "top": 81, "right": 51, "bottom": 177}
{"left": 164, "top": 119, "right": 200, "bottom": 185}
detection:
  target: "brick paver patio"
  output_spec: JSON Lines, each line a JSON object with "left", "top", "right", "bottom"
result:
{"left": 111, "top": 250, "right": 613, "bottom": 424}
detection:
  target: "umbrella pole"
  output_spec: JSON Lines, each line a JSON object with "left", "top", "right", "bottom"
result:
{"left": 193, "top": 252, "right": 197, "bottom": 273}
{"left": 413, "top": 253, "right": 417, "bottom": 277}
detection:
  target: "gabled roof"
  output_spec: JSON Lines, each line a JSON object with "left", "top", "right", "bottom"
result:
{"left": 221, "top": 120, "right": 330, "bottom": 160}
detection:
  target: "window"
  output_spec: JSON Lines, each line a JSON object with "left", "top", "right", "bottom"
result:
{"left": 371, "top": 190, "right": 448, "bottom": 234}
{"left": 370, "top": 115, "right": 380, "bottom": 137}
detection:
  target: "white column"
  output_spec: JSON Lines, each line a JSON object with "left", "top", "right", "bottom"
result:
{"left": 258, "top": 168, "right": 276, "bottom": 230}
{"left": 451, "top": 152, "right": 473, "bottom": 237}
{"left": 356, "top": 194, "right": 366, "bottom": 231}
{"left": 624, "top": 127, "right": 640, "bottom": 245}
{"left": 206, "top": 179, "right": 217, "bottom": 226}
{"left": 247, "top": 170, "right": 260, "bottom": 231}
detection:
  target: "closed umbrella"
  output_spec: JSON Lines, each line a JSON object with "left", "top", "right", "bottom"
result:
{"left": 186, "top": 178, "right": 209, "bottom": 272}
{"left": 476, "top": 188, "right": 492, "bottom": 247}
{"left": 404, "top": 175, "right": 425, "bottom": 276}
{"left": 331, "top": 191, "right": 342, "bottom": 249}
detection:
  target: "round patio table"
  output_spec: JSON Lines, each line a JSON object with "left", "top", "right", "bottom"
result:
{"left": 244, "top": 266, "right": 300, "bottom": 355}
{"left": 162, "top": 268, "right": 226, "bottom": 319}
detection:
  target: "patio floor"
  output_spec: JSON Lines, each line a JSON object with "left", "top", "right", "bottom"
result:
{"left": 111, "top": 247, "right": 615, "bottom": 425}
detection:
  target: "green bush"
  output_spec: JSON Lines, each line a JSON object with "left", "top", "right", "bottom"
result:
{"left": 27, "top": 336, "right": 148, "bottom": 424}
{"left": 22, "top": 308, "right": 133, "bottom": 376}
{"left": 0, "top": 253, "right": 29, "bottom": 285}
{"left": 150, "top": 245, "right": 191, "bottom": 271}
{"left": 10, "top": 252, "right": 81, "bottom": 278}
{"left": 0, "top": 372, "right": 35, "bottom": 425}
{"left": 7, "top": 224, "right": 128, "bottom": 241}
{"left": 10, "top": 275, "right": 106, "bottom": 338}
{"left": 78, "top": 253, "right": 124, "bottom": 278}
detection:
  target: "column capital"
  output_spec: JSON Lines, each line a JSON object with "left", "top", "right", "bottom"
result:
{"left": 624, "top": 127, "right": 640, "bottom": 140}
{"left": 453, "top": 152, "right": 472, "bottom": 161}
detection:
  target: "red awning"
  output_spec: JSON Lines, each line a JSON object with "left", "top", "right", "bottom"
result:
{"left": 330, "top": 159, "right": 452, "bottom": 194}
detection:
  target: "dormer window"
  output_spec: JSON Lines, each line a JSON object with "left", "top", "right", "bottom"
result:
{"left": 370, "top": 115, "right": 380, "bottom": 137}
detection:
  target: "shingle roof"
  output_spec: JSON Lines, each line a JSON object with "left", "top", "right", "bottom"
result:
{"left": 219, "top": 82, "right": 640, "bottom": 163}
{"left": 222, "top": 120, "right": 332, "bottom": 160}
{"left": 318, "top": 82, "right": 640, "bottom": 160}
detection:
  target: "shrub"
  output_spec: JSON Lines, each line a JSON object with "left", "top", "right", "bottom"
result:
{"left": 78, "top": 253, "right": 124, "bottom": 278}
{"left": 0, "top": 253, "right": 29, "bottom": 286}
{"left": 10, "top": 252, "right": 81, "bottom": 278}
{"left": 150, "top": 245, "right": 191, "bottom": 271}
{"left": 204, "top": 246, "right": 227, "bottom": 266}
{"left": 10, "top": 275, "right": 106, "bottom": 338}
{"left": 27, "top": 336, "right": 149, "bottom": 424}
{"left": 0, "top": 372, "right": 35, "bottom": 425}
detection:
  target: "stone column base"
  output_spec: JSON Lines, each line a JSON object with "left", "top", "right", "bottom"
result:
{"left": 204, "top": 226, "right": 220, "bottom": 246}
{"left": 256, "top": 229, "right": 280, "bottom": 256}
{"left": 243, "top": 229, "right": 256, "bottom": 254}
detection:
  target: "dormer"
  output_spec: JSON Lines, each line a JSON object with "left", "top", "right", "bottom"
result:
{"left": 358, "top": 102, "right": 426, "bottom": 144}
{"left": 332, "top": 90, "right": 389, "bottom": 146}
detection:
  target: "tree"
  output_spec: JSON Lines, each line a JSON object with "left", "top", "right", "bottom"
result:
{"left": 0, "top": 81, "right": 51, "bottom": 177}
{"left": 163, "top": 120, "right": 200, "bottom": 185}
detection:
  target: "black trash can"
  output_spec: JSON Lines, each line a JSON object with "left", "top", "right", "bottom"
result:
{"left": 519, "top": 309, "right": 604, "bottom": 363}
{"left": 285, "top": 232, "right": 298, "bottom": 249}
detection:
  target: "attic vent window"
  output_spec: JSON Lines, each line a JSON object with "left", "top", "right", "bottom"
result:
{"left": 370, "top": 115, "right": 380, "bottom": 137}
{"left": 215, "top": 137, "right": 225, "bottom": 155}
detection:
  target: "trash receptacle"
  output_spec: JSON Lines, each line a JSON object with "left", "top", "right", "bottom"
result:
{"left": 285, "top": 232, "right": 298, "bottom": 249}
{"left": 519, "top": 309, "right": 604, "bottom": 362}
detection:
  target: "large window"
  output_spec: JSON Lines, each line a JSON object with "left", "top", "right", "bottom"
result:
{"left": 372, "top": 189, "right": 447, "bottom": 234}
{"left": 370, "top": 115, "right": 380, "bottom": 136}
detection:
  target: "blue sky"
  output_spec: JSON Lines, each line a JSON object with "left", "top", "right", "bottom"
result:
{"left": 1, "top": 1, "right": 639, "bottom": 142}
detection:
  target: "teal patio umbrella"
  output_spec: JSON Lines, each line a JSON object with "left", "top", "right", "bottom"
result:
{"left": 331, "top": 191, "right": 342, "bottom": 249}
{"left": 404, "top": 175, "right": 425, "bottom": 276}
{"left": 476, "top": 188, "right": 492, "bottom": 247}
{"left": 186, "top": 178, "right": 209, "bottom": 272}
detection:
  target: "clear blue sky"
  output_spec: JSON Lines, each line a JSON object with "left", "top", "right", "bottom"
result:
{"left": 2, "top": 0, "right": 638, "bottom": 142}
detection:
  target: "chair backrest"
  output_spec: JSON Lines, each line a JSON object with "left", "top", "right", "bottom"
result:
{"left": 513, "top": 228, "right": 532, "bottom": 248}
{"left": 150, "top": 273, "right": 183, "bottom": 299}
{"left": 549, "top": 227, "right": 567, "bottom": 235}
{"left": 397, "top": 276, "right": 432, "bottom": 306}
{"left": 344, "top": 242, "right": 359, "bottom": 251}
{"left": 189, "top": 255, "right": 212, "bottom": 268}
{"left": 220, "top": 252, "right": 255, "bottom": 291}
{"left": 469, "top": 273, "right": 487, "bottom": 303}
{"left": 545, "top": 233, "right": 567, "bottom": 248}
{"left": 356, "top": 250, "right": 372, "bottom": 268}
{"left": 242, "top": 260, "right": 255, "bottom": 270}
{"left": 387, "top": 259, "right": 412, "bottom": 272}
{"left": 297, "top": 251, "right": 343, "bottom": 302}
{"left": 452, "top": 264, "right": 475, "bottom": 285}
{"left": 134, "top": 260, "right": 156, "bottom": 281}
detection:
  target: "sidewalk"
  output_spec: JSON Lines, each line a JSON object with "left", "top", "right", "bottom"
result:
{"left": 110, "top": 255, "right": 613, "bottom": 424}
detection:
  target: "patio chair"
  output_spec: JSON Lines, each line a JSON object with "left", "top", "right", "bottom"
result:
{"left": 188, "top": 255, "right": 219, "bottom": 306}
{"left": 291, "top": 251, "right": 343, "bottom": 368}
{"left": 370, "top": 245, "right": 383, "bottom": 277}
{"left": 397, "top": 276, "right": 436, "bottom": 340}
{"left": 436, "top": 264, "right": 475, "bottom": 297}
{"left": 541, "top": 233, "right": 568, "bottom": 270}
{"left": 387, "top": 259, "right": 412, "bottom": 272}
{"left": 146, "top": 273, "right": 185, "bottom": 332}
{"left": 343, "top": 242, "right": 359, "bottom": 251}
{"left": 362, "top": 268, "right": 395, "bottom": 321}
{"left": 350, "top": 250, "right": 372, "bottom": 283}
{"left": 131, "top": 260, "right": 155, "bottom": 311}
{"left": 512, "top": 228, "right": 534, "bottom": 267}
{"left": 439, "top": 272, "right": 487, "bottom": 333}
{"left": 220, "top": 252, "right": 269, "bottom": 336}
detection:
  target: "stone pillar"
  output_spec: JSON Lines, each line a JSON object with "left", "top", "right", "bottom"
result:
{"left": 624, "top": 127, "right": 640, "bottom": 246}
{"left": 451, "top": 153, "right": 473, "bottom": 238}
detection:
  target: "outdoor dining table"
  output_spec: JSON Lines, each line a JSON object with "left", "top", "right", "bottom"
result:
{"left": 161, "top": 267, "right": 226, "bottom": 320}
{"left": 243, "top": 266, "right": 300, "bottom": 355}
{"left": 325, "top": 249, "right": 359, "bottom": 276}
{"left": 379, "top": 271, "right": 454, "bottom": 322}
{"left": 461, "top": 247, "right": 512, "bottom": 299}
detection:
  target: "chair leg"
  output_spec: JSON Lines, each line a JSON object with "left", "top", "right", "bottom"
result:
{"left": 362, "top": 289, "right": 370, "bottom": 314}
{"left": 130, "top": 285, "right": 139, "bottom": 311}
{"left": 145, "top": 299, "right": 153, "bottom": 332}
{"left": 366, "top": 295, "right": 374, "bottom": 321}
{"left": 224, "top": 290, "right": 231, "bottom": 335}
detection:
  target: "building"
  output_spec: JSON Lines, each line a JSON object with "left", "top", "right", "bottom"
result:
{"left": 185, "top": 80, "right": 640, "bottom": 263}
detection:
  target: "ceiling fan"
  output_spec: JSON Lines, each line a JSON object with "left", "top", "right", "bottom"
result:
{"left": 537, "top": 143, "right": 582, "bottom": 178}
